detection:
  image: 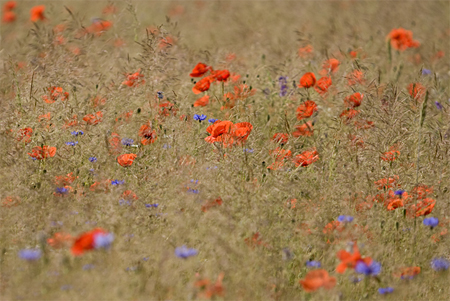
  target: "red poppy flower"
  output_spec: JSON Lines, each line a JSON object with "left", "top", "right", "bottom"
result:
{"left": 47, "top": 232, "right": 73, "bottom": 249}
{"left": 388, "top": 28, "right": 420, "bottom": 51}
{"left": 42, "top": 86, "right": 69, "bottom": 103}
{"left": 122, "top": 190, "right": 138, "bottom": 201}
{"left": 102, "top": 4, "right": 117, "bottom": 15}
{"left": 293, "top": 148, "right": 319, "bottom": 167}
{"left": 117, "top": 154, "right": 137, "bottom": 167}
{"left": 268, "top": 147, "right": 292, "bottom": 170}
{"left": 211, "top": 69, "right": 230, "bottom": 82}
{"left": 54, "top": 172, "right": 76, "bottom": 186}
{"left": 83, "top": 111, "right": 103, "bottom": 125}
{"left": 336, "top": 243, "right": 372, "bottom": 274}
{"left": 298, "top": 72, "right": 316, "bottom": 88}
{"left": 17, "top": 127, "right": 33, "bottom": 144}
{"left": 71, "top": 228, "right": 107, "bottom": 256}
{"left": 314, "top": 77, "right": 332, "bottom": 95}
{"left": 3, "top": 1, "right": 16, "bottom": 11}
{"left": 138, "top": 123, "right": 157, "bottom": 145}
{"left": 28, "top": 146, "right": 56, "bottom": 160}
{"left": 271, "top": 133, "right": 289, "bottom": 145}
{"left": 201, "top": 197, "right": 223, "bottom": 212}
{"left": 30, "top": 5, "right": 46, "bottom": 22}
{"left": 408, "top": 83, "right": 426, "bottom": 100}
{"left": 159, "top": 35, "right": 175, "bottom": 50}
{"left": 412, "top": 184, "right": 433, "bottom": 199}
{"left": 194, "top": 95, "right": 210, "bottom": 107}
{"left": 320, "top": 58, "right": 340, "bottom": 75}
{"left": 340, "top": 108, "right": 360, "bottom": 122}
{"left": 296, "top": 100, "right": 318, "bottom": 120}
{"left": 381, "top": 146, "right": 400, "bottom": 162}
{"left": 408, "top": 198, "right": 436, "bottom": 217}
{"left": 232, "top": 122, "right": 253, "bottom": 144}
{"left": 1, "top": 196, "right": 20, "bottom": 208}
{"left": 194, "top": 273, "right": 225, "bottom": 299}
{"left": 344, "top": 92, "right": 363, "bottom": 108}
{"left": 393, "top": 266, "right": 421, "bottom": 278}
{"left": 190, "top": 63, "right": 211, "bottom": 77}
{"left": 193, "top": 76, "right": 212, "bottom": 94}
{"left": 158, "top": 101, "right": 178, "bottom": 117}
{"left": 122, "top": 69, "right": 145, "bottom": 87}
{"left": 298, "top": 45, "right": 314, "bottom": 58}
{"left": 323, "top": 221, "right": 343, "bottom": 235}
{"left": 2, "top": 11, "right": 15, "bottom": 23}
{"left": 292, "top": 122, "right": 313, "bottom": 137}
{"left": 347, "top": 70, "right": 365, "bottom": 86}
{"left": 108, "top": 132, "right": 122, "bottom": 154}
{"left": 374, "top": 176, "right": 399, "bottom": 190}
{"left": 299, "top": 269, "right": 336, "bottom": 292}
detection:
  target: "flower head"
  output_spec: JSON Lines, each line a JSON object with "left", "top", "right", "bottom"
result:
{"left": 306, "top": 260, "right": 321, "bottom": 268}
{"left": 431, "top": 258, "right": 449, "bottom": 271}
{"left": 121, "top": 138, "right": 134, "bottom": 146}
{"left": 93, "top": 233, "right": 114, "bottom": 249}
{"left": 193, "top": 114, "right": 207, "bottom": 122}
{"left": 337, "top": 215, "right": 354, "bottom": 223}
{"left": 388, "top": 28, "right": 420, "bottom": 51}
{"left": 30, "top": 5, "right": 46, "bottom": 22}
{"left": 157, "top": 91, "right": 164, "bottom": 99}
{"left": 65, "top": 141, "right": 78, "bottom": 146}
{"left": 279, "top": 76, "right": 289, "bottom": 96}
{"left": 175, "top": 245, "right": 198, "bottom": 258}
{"left": 299, "top": 269, "right": 336, "bottom": 292}
{"left": 355, "top": 260, "right": 381, "bottom": 276}
{"left": 71, "top": 228, "right": 112, "bottom": 256}
{"left": 117, "top": 153, "right": 137, "bottom": 167}
{"left": 423, "top": 217, "right": 439, "bottom": 228}
{"left": 111, "top": 179, "right": 125, "bottom": 186}
{"left": 18, "top": 249, "right": 42, "bottom": 261}
{"left": 378, "top": 287, "right": 394, "bottom": 295}
{"left": 298, "top": 72, "right": 316, "bottom": 89}
{"left": 89, "top": 157, "right": 97, "bottom": 163}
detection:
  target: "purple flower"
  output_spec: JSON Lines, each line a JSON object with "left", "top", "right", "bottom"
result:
{"left": 145, "top": 203, "right": 159, "bottom": 208}
{"left": 175, "top": 245, "right": 198, "bottom": 259}
{"left": 423, "top": 217, "right": 439, "bottom": 228}
{"left": 422, "top": 68, "right": 432, "bottom": 75}
{"left": 111, "top": 179, "right": 125, "bottom": 186}
{"left": 83, "top": 264, "right": 95, "bottom": 270}
{"left": 55, "top": 187, "right": 69, "bottom": 195}
{"left": 208, "top": 118, "right": 218, "bottom": 123}
{"left": 121, "top": 138, "right": 134, "bottom": 146}
{"left": 93, "top": 233, "right": 114, "bottom": 250}
{"left": 18, "top": 249, "right": 42, "bottom": 261}
{"left": 193, "top": 114, "right": 207, "bottom": 122}
{"left": 306, "top": 260, "right": 321, "bottom": 268}
{"left": 244, "top": 148, "right": 254, "bottom": 153}
{"left": 89, "top": 157, "right": 97, "bottom": 163}
{"left": 71, "top": 131, "right": 83, "bottom": 136}
{"left": 435, "top": 101, "right": 443, "bottom": 110}
{"left": 355, "top": 260, "right": 381, "bottom": 276}
{"left": 278, "top": 76, "right": 288, "bottom": 97}
{"left": 337, "top": 215, "right": 354, "bottom": 223}
{"left": 65, "top": 141, "right": 78, "bottom": 146}
{"left": 394, "top": 190, "right": 405, "bottom": 196}
{"left": 431, "top": 258, "right": 449, "bottom": 271}
{"left": 157, "top": 91, "right": 164, "bottom": 99}
{"left": 119, "top": 199, "right": 131, "bottom": 206}
{"left": 378, "top": 287, "right": 394, "bottom": 294}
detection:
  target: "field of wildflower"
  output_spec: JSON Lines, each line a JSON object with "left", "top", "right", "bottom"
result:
{"left": 1, "top": 0, "right": 449, "bottom": 300}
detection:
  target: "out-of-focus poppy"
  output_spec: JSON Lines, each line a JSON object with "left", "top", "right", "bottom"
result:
{"left": 340, "top": 108, "right": 360, "bottom": 122}
{"left": 347, "top": 70, "right": 365, "bottom": 86}
{"left": 381, "top": 146, "right": 400, "bottom": 162}
{"left": 117, "top": 153, "right": 137, "bottom": 167}
{"left": 54, "top": 172, "right": 76, "bottom": 186}
{"left": 194, "top": 95, "right": 210, "bottom": 107}
{"left": 71, "top": 228, "right": 109, "bottom": 256}
{"left": 244, "top": 232, "right": 269, "bottom": 249}
{"left": 408, "top": 198, "right": 436, "bottom": 217}
{"left": 42, "top": 86, "right": 69, "bottom": 104}
{"left": 211, "top": 69, "right": 230, "bottom": 82}
{"left": 299, "top": 269, "right": 336, "bottom": 292}
{"left": 122, "top": 69, "right": 145, "bottom": 87}
{"left": 47, "top": 232, "right": 73, "bottom": 249}
{"left": 17, "top": 128, "right": 33, "bottom": 144}
{"left": 2, "top": 11, "right": 15, "bottom": 23}
{"left": 408, "top": 83, "right": 426, "bottom": 100}
{"left": 271, "top": 133, "right": 289, "bottom": 145}
{"left": 138, "top": 122, "right": 157, "bottom": 145}
{"left": 320, "top": 58, "right": 340, "bottom": 75}
{"left": 83, "top": 111, "right": 103, "bottom": 125}
{"left": 30, "top": 5, "right": 46, "bottom": 22}
{"left": 159, "top": 35, "right": 175, "bottom": 50}
{"left": 108, "top": 132, "right": 122, "bottom": 155}
{"left": 388, "top": 28, "right": 420, "bottom": 51}
{"left": 63, "top": 115, "right": 78, "bottom": 129}
{"left": 292, "top": 122, "right": 314, "bottom": 137}
{"left": 374, "top": 176, "right": 399, "bottom": 190}
{"left": 193, "top": 76, "right": 212, "bottom": 94}
{"left": 393, "top": 266, "right": 421, "bottom": 279}
{"left": 336, "top": 243, "right": 372, "bottom": 274}
{"left": 344, "top": 92, "right": 363, "bottom": 108}
{"left": 3, "top": 1, "right": 16, "bottom": 11}
{"left": 1, "top": 196, "right": 20, "bottom": 207}
{"left": 354, "top": 119, "right": 374, "bottom": 130}
{"left": 314, "top": 77, "right": 332, "bottom": 95}
{"left": 298, "top": 72, "right": 316, "bottom": 88}
{"left": 195, "top": 272, "right": 225, "bottom": 299}
{"left": 190, "top": 63, "right": 211, "bottom": 77}
{"left": 102, "top": 4, "right": 117, "bottom": 15}
{"left": 115, "top": 110, "right": 133, "bottom": 123}
{"left": 28, "top": 146, "right": 56, "bottom": 160}
{"left": 298, "top": 45, "right": 314, "bottom": 58}
{"left": 158, "top": 101, "right": 178, "bottom": 117}
{"left": 322, "top": 221, "right": 343, "bottom": 235}
{"left": 412, "top": 184, "right": 433, "bottom": 199}
{"left": 268, "top": 147, "right": 292, "bottom": 170}
{"left": 296, "top": 100, "right": 317, "bottom": 120}
{"left": 232, "top": 122, "right": 253, "bottom": 144}
{"left": 201, "top": 197, "right": 223, "bottom": 212}
{"left": 293, "top": 148, "right": 319, "bottom": 167}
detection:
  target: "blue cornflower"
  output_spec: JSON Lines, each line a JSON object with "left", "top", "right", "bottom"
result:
{"left": 93, "top": 233, "right": 114, "bottom": 250}
{"left": 423, "top": 217, "right": 439, "bottom": 228}
{"left": 394, "top": 190, "right": 405, "bottom": 196}
{"left": 111, "top": 179, "right": 125, "bottom": 186}
{"left": 18, "top": 249, "right": 42, "bottom": 261}
{"left": 337, "top": 215, "right": 354, "bottom": 223}
{"left": 278, "top": 76, "right": 288, "bottom": 97}
{"left": 89, "top": 157, "right": 97, "bottom": 163}
{"left": 65, "top": 141, "right": 78, "bottom": 146}
{"left": 193, "top": 114, "right": 207, "bottom": 122}
{"left": 71, "top": 131, "right": 84, "bottom": 136}
{"left": 431, "top": 258, "right": 449, "bottom": 271}
{"left": 187, "top": 188, "right": 199, "bottom": 194}
{"left": 422, "top": 68, "right": 432, "bottom": 75}
{"left": 157, "top": 91, "right": 164, "bottom": 99}
{"left": 208, "top": 118, "right": 218, "bottom": 123}
{"left": 55, "top": 187, "right": 69, "bottom": 195}
{"left": 175, "top": 245, "right": 198, "bottom": 259}
{"left": 378, "top": 287, "right": 394, "bottom": 295}
{"left": 119, "top": 199, "right": 131, "bottom": 206}
{"left": 306, "top": 260, "right": 321, "bottom": 268}
{"left": 435, "top": 101, "right": 443, "bottom": 110}
{"left": 244, "top": 148, "right": 254, "bottom": 153}
{"left": 121, "top": 138, "right": 134, "bottom": 146}
{"left": 83, "top": 264, "right": 95, "bottom": 270}
{"left": 163, "top": 144, "right": 171, "bottom": 149}
{"left": 355, "top": 260, "right": 382, "bottom": 276}
{"left": 190, "top": 179, "right": 199, "bottom": 184}
{"left": 145, "top": 203, "right": 159, "bottom": 208}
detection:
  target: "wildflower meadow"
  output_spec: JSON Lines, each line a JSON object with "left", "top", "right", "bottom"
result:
{"left": 1, "top": 1, "right": 450, "bottom": 300}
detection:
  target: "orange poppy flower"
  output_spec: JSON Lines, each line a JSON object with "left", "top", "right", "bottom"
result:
{"left": 30, "top": 5, "right": 46, "bottom": 22}
{"left": 393, "top": 266, "right": 421, "bottom": 279}
{"left": 28, "top": 146, "right": 56, "bottom": 160}
{"left": 340, "top": 108, "right": 360, "bottom": 122}
{"left": 322, "top": 221, "right": 343, "bottom": 235}
{"left": 1, "top": 196, "right": 20, "bottom": 208}
{"left": 320, "top": 58, "right": 340, "bottom": 75}
{"left": 205, "top": 120, "right": 233, "bottom": 142}
{"left": 314, "top": 77, "right": 332, "bottom": 95}
{"left": 298, "top": 72, "right": 316, "bottom": 88}
{"left": 71, "top": 228, "right": 107, "bottom": 256}
{"left": 347, "top": 70, "right": 365, "bottom": 86}
{"left": 293, "top": 148, "right": 319, "bottom": 167}
{"left": 194, "top": 95, "right": 210, "bottom": 107}
{"left": 298, "top": 45, "right": 314, "bottom": 58}
{"left": 38, "top": 112, "right": 51, "bottom": 122}
{"left": 3, "top": 1, "right": 16, "bottom": 11}
{"left": 102, "top": 4, "right": 117, "bottom": 15}
{"left": 193, "top": 76, "right": 212, "bottom": 94}
{"left": 344, "top": 92, "right": 363, "bottom": 108}
{"left": 122, "top": 190, "right": 138, "bottom": 201}
{"left": 408, "top": 198, "right": 436, "bottom": 217}
{"left": 54, "top": 172, "right": 76, "bottom": 186}
{"left": 17, "top": 127, "right": 33, "bottom": 144}
{"left": 195, "top": 272, "right": 225, "bottom": 299}
{"left": 122, "top": 69, "right": 145, "bottom": 87}
{"left": 117, "top": 153, "right": 137, "bottom": 167}
{"left": 381, "top": 146, "right": 400, "bottom": 162}
{"left": 190, "top": 62, "right": 210, "bottom": 77}
{"left": 296, "top": 100, "right": 317, "bottom": 120}
{"left": 108, "top": 132, "right": 122, "bottom": 154}
{"left": 232, "top": 122, "right": 253, "bottom": 144}
{"left": 138, "top": 123, "right": 157, "bottom": 145}
{"left": 42, "top": 86, "right": 69, "bottom": 103}
{"left": 211, "top": 69, "right": 230, "bottom": 82}
{"left": 83, "top": 111, "right": 103, "bottom": 125}
{"left": 47, "top": 232, "right": 73, "bottom": 249}
{"left": 271, "top": 133, "right": 289, "bottom": 145}
{"left": 201, "top": 197, "right": 223, "bottom": 212}
{"left": 292, "top": 122, "right": 313, "bottom": 137}
{"left": 408, "top": 83, "right": 426, "bottom": 100}
{"left": 388, "top": 28, "right": 420, "bottom": 51}
{"left": 299, "top": 269, "right": 336, "bottom": 292}
{"left": 336, "top": 243, "right": 372, "bottom": 274}
{"left": 412, "top": 184, "right": 433, "bottom": 199}
{"left": 354, "top": 119, "right": 374, "bottom": 130}
{"left": 2, "top": 11, "right": 15, "bottom": 23}
{"left": 270, "top": 147, "right": 292, "bottom": 161}
{"left": 159, "top": 35, "right": 175, "bottom": 50}
{"left": 374, "top": 176, "right": 399, "bottom": 190}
